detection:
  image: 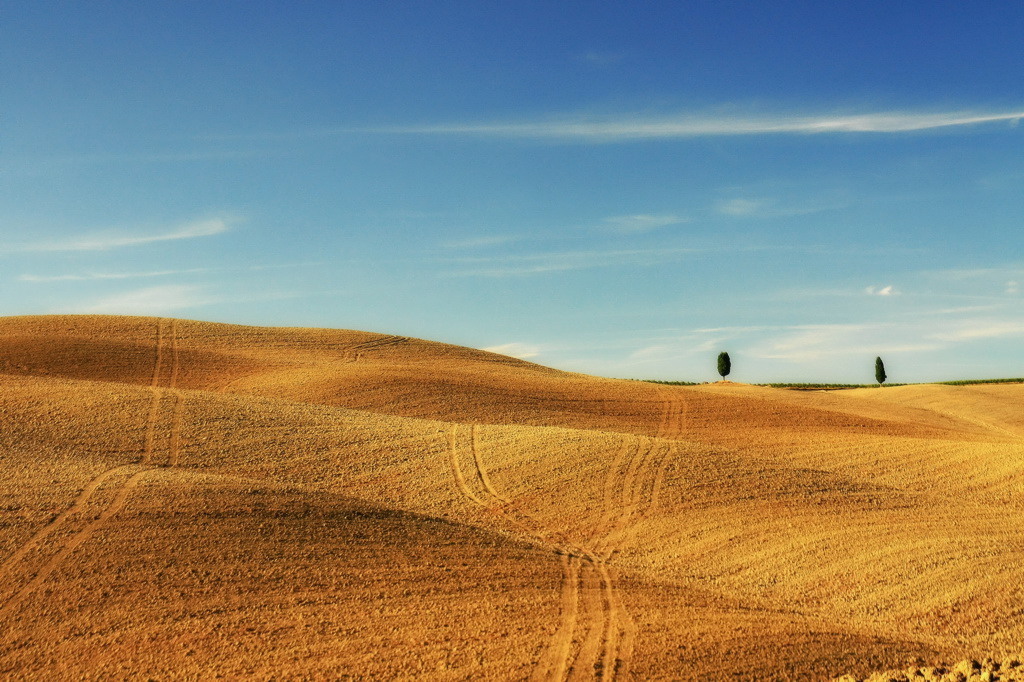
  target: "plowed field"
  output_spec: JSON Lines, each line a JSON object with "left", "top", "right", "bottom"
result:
{"left": 2, "top": 315, "right": 1022, "bottom": 680}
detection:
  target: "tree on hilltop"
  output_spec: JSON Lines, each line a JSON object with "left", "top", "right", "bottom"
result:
{"left": 717, "top": 351, "right": 731, "bottom": 381}
{"left": 875, "top": 356, "right": 887, "bottom": 386}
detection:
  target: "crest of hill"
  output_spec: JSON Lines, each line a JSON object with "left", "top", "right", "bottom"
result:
{"left": 0, "top": 314, "right": 548, "bottom": 382}
{"left": 0, "top": 314, "right": 560, "bottom": 414}
{"left": 0, "top": 315, "right": 985, "bottom": 442}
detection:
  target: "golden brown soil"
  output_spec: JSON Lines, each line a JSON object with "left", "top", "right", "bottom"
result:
{"left": 2, "top": 315, "right": 1023, "bottom": 680}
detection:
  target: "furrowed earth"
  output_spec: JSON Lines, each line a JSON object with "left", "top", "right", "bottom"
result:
{"left": 1, "top": 315, "right": 1023, "bottom": 680}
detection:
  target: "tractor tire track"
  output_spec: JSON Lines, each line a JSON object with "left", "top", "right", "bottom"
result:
{"left": 141, "top": 389, "right": 164, "bottom": 465}
{"left": 448, "top": 421, "right": 665, "bottom": 681}
{"left": 642, "top": 389, "right": 687, "bottom": 521}
{"left": 144, "top": 317, "right": 184, "bottom": 468}
{"left": 645, "top": 441, "right": 676, "bottom": 522}
{"left": 601, "top": 562, "right": 636, "bottom": 681}
{"left": 0, "top": 318, "right": 179, "bottom": 619}
{"left": 446, "top": 424, "right": 597, "bottom": 681}
{"left": 471, "top": 425, "right": 509, "bottom": 503}
{"left": 570, "top": 395, "right": 685, "bottom": 682}
{"left": 596, "top": 562, "right": 622, "bottom": 681}
{"left": 591, "top": 438, "right": 655, "bottom": 561}
{"left": 532, "top": 433, "right": 649, "bottom": 682}
{"left": 142, "top": 318, "right": 167, "bottom": 465}
{"left": 646, "top": 387, "right": 687, "bottom": 517}
{"left": 150, "top": 318, "right": 166, "bottom": 388}
{"left": 466, "top": 425, "right": 590, "bottom": 552}
{"left": 587, "top": 436, "right": 654, "bottom": 679}
{"left": 656, "top": 387, "right": 686, "bottom": 441}
{"left": 571, "top": 437, "right": 651, "bottom": 681}
{"left": 0, "top": 465, "right": 135, "bottom": 585}
{"left": 0, "top": 468, "right": 152, "bottom": 619}
{"left": 169, "top": 318, "right": 181, "bottom": 389}
{"left": 575, "top": 388, "right": 687, "bottom": 679}
{"left": 450, "top": 424, "right": 564, "bottom": 546}
{"left": 567, "top": 562, "right": 607, "bottom": 681}
{"left": 531, "top": 554, "right": 582, "bottom": 682}
{"left": 343, "top": 335, "right": 409, "bottom": 363}
{"left": 594, "top": 439, "right": 634, "bottom": 547}
{"left": 166, "top": 319, "right": 183, "bottom": 468}
{"left": 168, "top": 393, "right": 184, "bottom": 467}
{"left": 448, "top": 424, "right": 487, "bottom": 507}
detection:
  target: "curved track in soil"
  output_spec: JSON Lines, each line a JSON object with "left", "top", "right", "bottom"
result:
{"left": 0, "top": 318, "right": 182, "bottom": 619}
{"left": 542, "top": 389, "right": 688, "bottom": 681}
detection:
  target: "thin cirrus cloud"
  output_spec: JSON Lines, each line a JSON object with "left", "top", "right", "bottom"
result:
{"left": 444, "top": 247, "right": 695, "bottom": 277}
{"left": 603, "top": 214, "right": 688, "bottom": 233}
{"left": 481, "top": 342, "right": 541, "bottom": 360}
{"left": 76, "top": 285, "right": 219, "bottom": 315}
{"left": 11, "top": 218, "right": 230, "bottom": 253}
{"left": 748, "top": 323, "right": 944, "bottom": 361}
{"left": 380, "top": 108, "right": 1024, "bottom": 141}
{"left": 20, "top": 268, "right": 211, "bottom": 283}
{"left": 865, "top": 285, "right": 898, "bottom": 296}
{"left": 717, "top": 199, "right": 766, "bottom": 217}
{"left": 715, "top": 188, "right": 851, "bottom": 219}
{"left": 722, "top": 314, "right": 1024, "bottom": 364}
{"left": 931, "top": 318, "right": 1024, "bottom": 342}
{"left": 18, "top": 261, "right": 319, "bottom": 284}
{"left": 443, "top": 234, "right": 524, "bottom": 249}
{"left": 715, "top": 197, "right": 841, "bottom": 218}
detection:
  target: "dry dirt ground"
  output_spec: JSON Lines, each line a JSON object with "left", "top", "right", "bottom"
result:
{"left": 1, "top": 315, "right": 1023, "bottom": 680}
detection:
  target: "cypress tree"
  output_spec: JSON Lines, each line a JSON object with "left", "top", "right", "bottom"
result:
{"left": 875, "top": 356, "right": 887, "bottom": 386}
{"left": 717, "top": 351, "right": 731, "bottom": 380}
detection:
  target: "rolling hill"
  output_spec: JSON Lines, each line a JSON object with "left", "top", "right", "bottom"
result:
{"left": 1, "top": 315, "right": 1022, "bottom": 680}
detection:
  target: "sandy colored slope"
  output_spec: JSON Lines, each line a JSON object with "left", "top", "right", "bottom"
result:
{"left": 2, "top": 315, "right": 1024, "bottom": 679}
{"left": 1, "top": 468, "right": 561, "bottom": 680}
{"left": 0, "top": 315, "right": 974, "bottom": 439}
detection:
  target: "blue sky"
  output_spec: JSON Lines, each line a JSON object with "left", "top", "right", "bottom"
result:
{"left": 3, "top": 1, "right": 1024, "bottom": 383}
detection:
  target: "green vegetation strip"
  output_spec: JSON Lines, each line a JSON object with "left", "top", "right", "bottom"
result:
{"left": 759, "top": 383, "right": 901, "bottom": 390}
{"left": 641, "top": 380, "right": 701, "bottom": 386}
{"left": 938, "top": 377, "right": 1024, "bottom": 386}
{"left": 637, "top": 379, "right": 1024, "bottom": 389}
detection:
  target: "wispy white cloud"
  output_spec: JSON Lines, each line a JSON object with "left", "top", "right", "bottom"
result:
{"left": 628, "top": 336, "right": 725, "bottom": 363}
{"left": 444, "top": 247, "right": 695, "bottom": 277}
{"left": 931, "top": 319, "right": 1024, "bottom": 342}
{"left": 628, "top": 344, "right": 676, "bottom": 360}
{"left": 443, "top": 234, "right": 523, "bottom": 249}
{"left": 717, "top": 198, "right": 765, "bottom": 216}
{"left": 715, "top": 194, "right": 848, "bottom": 218}
{"left": 693, "top": 325, "right": 791, "bottom": 334}
{"left": 921, "top": 263, "right": 1024, "bottom": 281}
{"left": 603, "top": 214, "right": 688, "bottom": 233}
{"left": 20, "top": 268, "right": 211, "bottom": 283}
{"left": 865, "top": 285, "right": 898, "bottom": 296}
{"left": 76, "top": 285, "right": 219, "bottom": 315}
{"left": 377, "top": 109, "right": 1024, "bottom": 141}
{"left": 912, "top": 304, "right": 1005, "bottom": 316}
{"left": 11, "top": 218, "right": 231, "bottom": 253}
{"left": 738, "top": 314, "right": 1024, "bottom": 363}
{"left": 750, "top": 324, "right": 943, "bottom": 361}
{"left": 19, "top": 261, "right": 320, "bottom": 283}
{"left": 482, "top": 342, "right": 541, "bottom": 359}
{"left": 918, "top": 264, "right": 1024, "bottom": 298}
{"left": 447, "top": 242, "right": 913, "bottom": 278}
